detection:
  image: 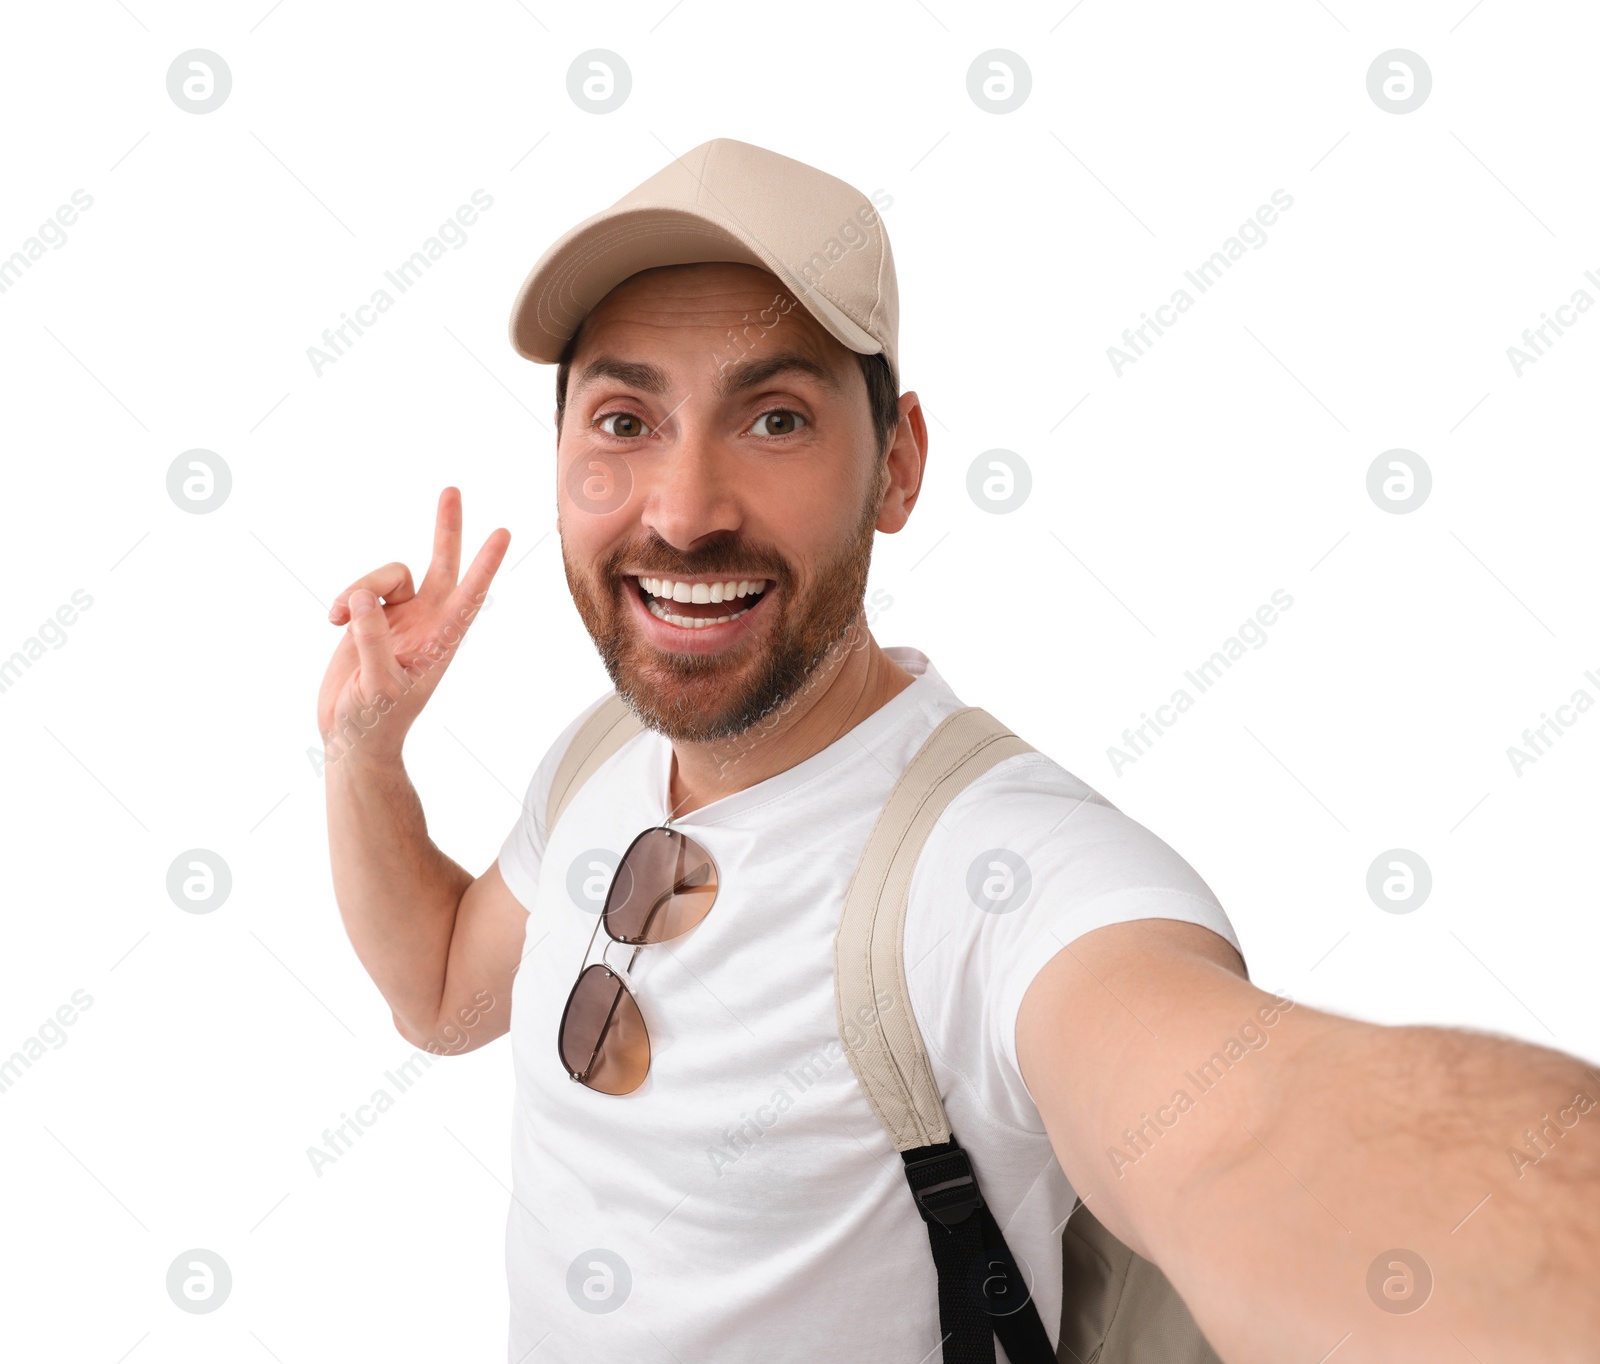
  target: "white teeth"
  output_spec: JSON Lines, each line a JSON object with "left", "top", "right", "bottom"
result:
{"left": 640, "top": 576, "right": 767, "bottom": 604}
{"left": 635, "top": 575, "right": 769, "bottom": 630}
{"left": 644, "top": 595, "right": 758, "bottom": 629}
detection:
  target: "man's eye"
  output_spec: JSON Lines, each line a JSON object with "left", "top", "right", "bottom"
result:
{"left": 749, "top": 410, "right": 806, "bottom": 437}
{"left": 596, "top": 412, "right": 652, "bottom": 439}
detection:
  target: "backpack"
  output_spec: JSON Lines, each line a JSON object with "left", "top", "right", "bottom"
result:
{"left": 545, "top": 694, "right": 1223, "bottom": 1364}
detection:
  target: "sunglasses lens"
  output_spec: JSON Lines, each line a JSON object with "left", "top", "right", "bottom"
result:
{"left": 605, "top": 827, "right": 719, "bottom": 944}
{"left": 559, "top": 963, "right": 649, "bottom": 1095}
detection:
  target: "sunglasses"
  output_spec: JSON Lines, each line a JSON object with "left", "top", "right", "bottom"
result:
{"left": 558, "top": 824, "right": 720, "bottom": 1095}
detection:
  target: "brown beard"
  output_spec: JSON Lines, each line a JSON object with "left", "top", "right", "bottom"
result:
{"left": 561, "top": 471, "right": 881, "bottom": 745}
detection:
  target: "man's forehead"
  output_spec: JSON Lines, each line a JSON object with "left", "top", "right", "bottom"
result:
{"left": 590, "top": 262, "right": 837, "bottom": 339}
{"left": 569, "top": 263, "right": 854, "bottom": 399}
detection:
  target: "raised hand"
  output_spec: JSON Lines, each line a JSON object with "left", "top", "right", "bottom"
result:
{"left": 317, "top": 487, "right": 510, "bottom": 770}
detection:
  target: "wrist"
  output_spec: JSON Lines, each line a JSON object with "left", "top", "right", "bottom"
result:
{"left": 320, "top": 704, "right": 412, "bottom": 776}
{"left": 322, "top": 734, "right": 407, "bottom": 783}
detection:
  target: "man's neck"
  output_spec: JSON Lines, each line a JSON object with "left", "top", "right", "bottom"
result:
{"left": 665, "top": 626, "right": 916, "bottom": 819}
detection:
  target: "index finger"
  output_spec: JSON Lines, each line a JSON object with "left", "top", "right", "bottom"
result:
{"left": 447, "top": 527, "right": 512, "bottom": 625}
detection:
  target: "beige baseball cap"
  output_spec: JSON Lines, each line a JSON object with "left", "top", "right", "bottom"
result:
{"left": 507, "top": 137, "right": 899, "bottom": 385}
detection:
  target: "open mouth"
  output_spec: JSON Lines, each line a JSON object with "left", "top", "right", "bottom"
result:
{"left": 628, "top": 575, "right": 771, "bottom": 630}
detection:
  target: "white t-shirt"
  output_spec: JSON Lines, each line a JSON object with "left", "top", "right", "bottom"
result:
{"left": 497, "top": 646, "right": 1242, "bottom": 1363}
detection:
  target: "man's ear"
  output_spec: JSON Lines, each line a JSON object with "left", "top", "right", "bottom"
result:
{"left": 875, "top": 390, "right": 927, "bottom": 533}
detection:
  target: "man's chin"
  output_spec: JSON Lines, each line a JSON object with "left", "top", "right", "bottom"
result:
{"left": 609, "top": 640, "right": 770, "bottom": 745}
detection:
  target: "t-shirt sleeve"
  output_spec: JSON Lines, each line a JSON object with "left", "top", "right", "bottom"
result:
{"left": 497, "top": 690, "right": 617, "bottom": 913}
{"left": 909, "top": 753, "right": 1246, "bottom": 1132}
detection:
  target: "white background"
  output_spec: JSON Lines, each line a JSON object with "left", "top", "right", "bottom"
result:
{"left": 1, "top": 0, "right": 1596, "bottom": 1359}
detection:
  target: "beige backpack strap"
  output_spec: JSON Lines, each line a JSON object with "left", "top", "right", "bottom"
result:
{"left": 835, "top": 702, "right": 1225, "bottom": 1363}
{"left": 833, "top": 705, "right": 1034, "bottom": 1149}
{"left": 544, "top": 694, "right": 645, "bottom": 838}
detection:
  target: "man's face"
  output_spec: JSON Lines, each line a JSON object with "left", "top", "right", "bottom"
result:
{"left": 556, "top": 261, "right": 889, "bottom": 745}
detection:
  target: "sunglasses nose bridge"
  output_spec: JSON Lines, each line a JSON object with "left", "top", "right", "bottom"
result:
{"left": 598, "top": 936, "right": 640, "bottom": 979}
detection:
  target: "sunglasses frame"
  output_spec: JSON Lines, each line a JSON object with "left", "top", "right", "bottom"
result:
{"left": 556, "top": 824, "right": 718, "bottom": 1093}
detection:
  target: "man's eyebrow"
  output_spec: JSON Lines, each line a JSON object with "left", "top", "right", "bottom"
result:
{"left": 571, "top": 355, "right": 669, "bottom": 398}
{"left": 714, "top": 351, "right": 843, "bottom": 398}
{"left": 569, "top": 350, "right": 844, "bottom": 402}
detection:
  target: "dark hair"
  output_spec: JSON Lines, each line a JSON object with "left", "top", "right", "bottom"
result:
{"left": 553, "top": 319, "right": 901, "bottom": 464}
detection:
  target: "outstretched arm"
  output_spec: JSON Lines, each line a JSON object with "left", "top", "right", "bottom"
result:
{"left": 1016, "top": 917, "right": 1600, "bottom": 1364}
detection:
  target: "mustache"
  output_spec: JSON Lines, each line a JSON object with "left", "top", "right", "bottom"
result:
{"left": 609, "top": 555, "right": 784, "bottom": 583}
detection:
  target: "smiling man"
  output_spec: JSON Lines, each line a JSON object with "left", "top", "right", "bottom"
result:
{"left": 553, "top": 258, "right": 913, "bottom": 779}
{"left": 320, "top": 139, "right": 1600, "bottom": 1364}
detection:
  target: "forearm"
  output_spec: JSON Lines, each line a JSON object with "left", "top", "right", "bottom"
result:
{"left": 323, "top": 749, "right": 473, "bottom": 1040}
{"left": 1167, "top": 1013, "right": 1600, "bottom": 1363}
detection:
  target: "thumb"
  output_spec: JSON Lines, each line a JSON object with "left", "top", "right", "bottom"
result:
{"left": 347, "top": 590, "right": 404, "bottom": 694}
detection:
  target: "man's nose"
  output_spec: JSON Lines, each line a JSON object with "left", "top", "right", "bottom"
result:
{"left": 637, "top": 428, "right": 742, "bottom": 550}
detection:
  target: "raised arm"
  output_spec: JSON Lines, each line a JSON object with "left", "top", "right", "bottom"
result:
{"left": 1016, "top": 917, "right": 1600, "bottom": 1363}
{"left": 319, "top": 486, "right": 515, "bottom": 1055}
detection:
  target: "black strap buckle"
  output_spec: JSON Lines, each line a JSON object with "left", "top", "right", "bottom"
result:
{"left": 904, "top": 1145, "right": 984, "bottom": 1228}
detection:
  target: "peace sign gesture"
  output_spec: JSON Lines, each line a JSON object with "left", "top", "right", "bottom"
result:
{"left": 317, "top": 487, "right": 510, "bottom": 770}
